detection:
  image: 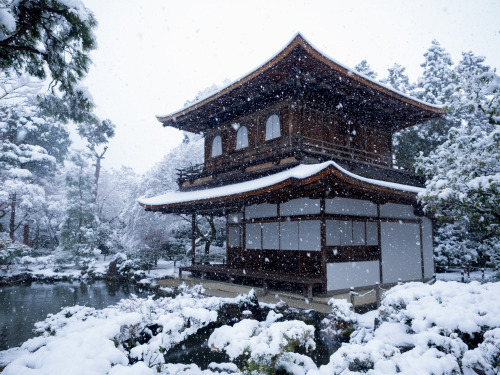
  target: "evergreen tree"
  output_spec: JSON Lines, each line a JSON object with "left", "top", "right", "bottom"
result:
{"left": 393, "top": 41, "right": 455, "bottom": 169}
{"left": 0, "top": 96, "right": 70, "bottom": 240}
{"left": 416, "top": 39, "right": 454, "bottom": 105}
{"left": 381, "top": 63, "right": 412, "bottom": 93}
{"left": 416, "top": 125, "right": 500, "bottom": 267}
{"left": 451, "top": 51, "right": 500, "bottom": 127}
{"left": 354, "top": 60, "right": 377, "bottom": 79}
{"left": 59, "top": 152, "right": 99, "bottom": 269}
{"left": 0, "top": 0, "right": 97, "bottom": 95}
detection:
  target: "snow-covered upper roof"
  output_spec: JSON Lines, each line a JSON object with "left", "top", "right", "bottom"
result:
{"left": 156, "top": 33, "right": 443, "bottom": 133}
{"left": 138, "top": 161, "right": 423, "bottom": 212}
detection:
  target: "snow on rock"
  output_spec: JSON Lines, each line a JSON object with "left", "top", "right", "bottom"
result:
{"left": 2, "top": 288, "right": 223, "bottom": 374}
{"left": 316, "top": 280, "right": 500, "bottom": 375}
{"left": 2, "top": 281, "right": 499, "bottom": 374}
{"left": 209, "top": 310, "right": 315, "bottom": 373}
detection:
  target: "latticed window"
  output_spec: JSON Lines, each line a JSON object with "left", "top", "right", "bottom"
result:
{"left": 236, "top": 126, "right": 249, "bottom": 149}
{"left": 265, "top": 114, "right": 280, "bottom": 140}
{"left": 211, "top": 135, "right": 222, "bottom": 157}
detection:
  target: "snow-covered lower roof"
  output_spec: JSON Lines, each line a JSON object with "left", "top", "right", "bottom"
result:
{"left": 138, "top": 161, "right": 423, "bottom": 212}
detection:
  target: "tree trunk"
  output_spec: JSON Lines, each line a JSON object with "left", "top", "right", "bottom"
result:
{"left": 9, "top": 193, "right": 16, "bottom": 239}
{"left": 23, "top": 223, "right": 29, "bottom": 246}
{"left": 191, "top": 214, "right": 196, "bottom": 265}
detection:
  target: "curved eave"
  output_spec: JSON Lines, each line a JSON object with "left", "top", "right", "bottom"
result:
{"left": 138, "top": 161, "right": 422, "bottom": 213}
{"left": 156, "top": 33, "right": 443, "bottom": 128}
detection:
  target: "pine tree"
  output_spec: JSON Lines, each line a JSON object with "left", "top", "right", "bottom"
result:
{"left": 381, "top": 63, "right": 412, "bottom": 93}
{"left": 416, "top": 125, "right": 500, "bottom": 267}
{"left": 59, "top": 153, "right": 99, "bottom": 269}
{"left": 0, "top": 96, "right": 69, "bottom": 240}
{"left": 0, "top": 0, "right": 97, "bottom": 95}
{"left": 451, "top": 51, "right": 500, "bottom": 127}
{"left": 354, "top": 60, "right": 377, "bottom": 79}
{"left": 393, "top": 41, "right": 455, "bottom": 169}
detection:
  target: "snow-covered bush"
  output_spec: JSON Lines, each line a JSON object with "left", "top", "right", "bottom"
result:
{"left": 320, "top": 281, "right": 500, "bottom": 374}
{"left": 209, "top": 310, "right": 316, "bottom": 375}
{"left": 321, "top": 298, "right": 358, "bottom": 340}
{"left": 0, "top": 232, "right": 31, "bottom": 270}
{"left": 3, "top": 286, "right": 222, "bottom": 374}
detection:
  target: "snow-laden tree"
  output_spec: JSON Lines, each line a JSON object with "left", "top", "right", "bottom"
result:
{"left": 121, "top": 133, "right": 225, "bottom": 263}
{"left": 354, "top": 60, "right": 377, "bottom": 79}
{"left": 415, "top": 39, "right": 455, "bottom": 105}
{"left": 183, "top": 78, "right": 231, "bottom": 108}
{"left": 77, "top": 117, "right": 116, "bottom": 203}
{"left": 381, "top": 63, "right": 412, "bottom": 94}
{"left": 0, "top": 0, "right": 97, "bottom": 95}
{"left": 59, "top": 152, "right": 99, "bottom": 269}
{"left": 95, "top": 167, "right": 138, "bottom": 256}
{"left": 122, "top": 134, "right": 204, "bottom": 255}
{"left": 417, "top": 125, "right": 500, "bottom": 267}
{"left": 0, "top": 96, "right": 70, "bottom": 241}
{"left": 393, "top": 41, "right": 455, "bottom": 169}
{"left": 451, "top": 51, "right": 500, "bottom": 127}
{"left": 416, "top": 50, "right": 500, "bottom": 268}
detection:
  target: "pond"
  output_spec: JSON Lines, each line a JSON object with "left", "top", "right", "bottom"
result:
{"left": 0, "top": 280, "right": 149, "bottom": 351}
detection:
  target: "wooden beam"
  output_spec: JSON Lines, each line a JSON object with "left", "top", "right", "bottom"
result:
{"left": 191, "top": 213, "right": 196, "bottom": 265}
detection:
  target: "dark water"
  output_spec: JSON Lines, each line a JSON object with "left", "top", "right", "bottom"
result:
{"left": 0, "top": 281, "right": 148, "bottom": 351}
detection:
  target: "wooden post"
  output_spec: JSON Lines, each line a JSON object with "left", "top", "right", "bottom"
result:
{"left": 350, "top": 287, "right": 355, "bottom": 312}
{"left": 375, "top": 282, "right": 381, "bottom": 308}
{"left": 191, "top": 213, "right": 196, "bottom": 265}
{"left": 481, "top": 268, "right": 485, "bottom": 281}
{"left": 461, "top": 269, "right": 465, "bottom": 283}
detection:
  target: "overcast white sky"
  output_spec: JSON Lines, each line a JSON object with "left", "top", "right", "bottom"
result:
{"left": 81, "top": 0, "right": 500, "bottom": 174}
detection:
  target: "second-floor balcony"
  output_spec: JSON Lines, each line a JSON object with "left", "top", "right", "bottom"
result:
{"left": 177, "top": 135, "right": 419, "bottom": 190}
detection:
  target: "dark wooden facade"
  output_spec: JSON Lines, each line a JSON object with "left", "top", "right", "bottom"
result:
{"left": 143, "top": 34, "right": 442, "bottom": 295}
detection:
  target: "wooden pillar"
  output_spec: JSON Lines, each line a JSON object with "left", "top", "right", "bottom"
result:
{"left": 320, "top": 198, "right": 327, "bottom": 293}
{"left": 191, "top": 213, "right": 196, "bottom": 265}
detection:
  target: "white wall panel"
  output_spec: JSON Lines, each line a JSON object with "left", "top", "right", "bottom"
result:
{"left": 298, "top": 220, "right": 321, "bottom": 251}
{"left": 381, "top": 222, "right": 422, "bottom": 283}
{"left": 379, "top": 203, "right": 416, "bottom": 219}
{"left": 327, "top": 261, "right": 380, "bottom": 291}
{"left": 421, "top": 218, "right": 434, "bottom": 278}
{"left": 280, "top": 198, "right": 320, "bottom": 216}
{"left": 246, "top": 223, "right": 261, "bottom": 249}
{"left": 280, "top": 221, "right": 298, "bottom": 250}
{"left": 325, "top": 197, "right": 377, "bottom": 217}
{"left": 366, "top": 221, "right": 379, "bottom": 246}
{"left": 245, "top": 203, "right": 277, "bottom": 219}
{"left": 262, "top": 222, "right": 279, "bottom": 250}
{"left": 228, "top": 226, "right": 241, "bottom": 248}
{"left": 326, "top": 220, "right": 341, "bottom": 246}
{"left": 352, "top": 221, "right": 366, "bottom": 245}
{"left": 340, "top": 221, "right": 352, "bottom": 246}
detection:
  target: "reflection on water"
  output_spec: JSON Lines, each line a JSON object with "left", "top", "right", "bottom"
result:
{"left": 0, "top": 281, "right": 148, "bottom": 351}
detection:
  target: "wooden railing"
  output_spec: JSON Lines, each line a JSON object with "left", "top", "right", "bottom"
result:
{"left": 177, "top": 135, "right": 396, "bottom": 186}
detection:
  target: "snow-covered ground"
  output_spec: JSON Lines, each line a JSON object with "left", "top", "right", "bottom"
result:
{"left": 0, "top": 254, "right": 179, "bottom": 283}
{"left": 1, "top": 280, "right": 499, "bottom": 374}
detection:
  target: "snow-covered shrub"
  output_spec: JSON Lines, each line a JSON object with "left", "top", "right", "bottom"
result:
{"left": 209, "top": 310, "right": 316, "bottom": 375}
{"left": 3, "top": 286, "right": 222, "bottom": 374}
{"left": 18, "top": 254, "right": 54, "bottom": 271}
{"left": 321, "top": 298, "right": 358, "bottom": 340}
{"left": 320, "top": 281, "right": 500, "bottom": 374}
{"left": 0, "top": 232, "right": 31, "bottom": 270}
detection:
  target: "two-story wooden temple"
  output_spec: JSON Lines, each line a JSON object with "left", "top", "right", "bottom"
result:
{"left": 139, "top": 34, "right": 442, "bottom": 296}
